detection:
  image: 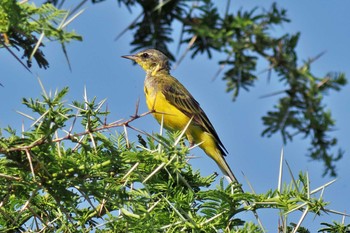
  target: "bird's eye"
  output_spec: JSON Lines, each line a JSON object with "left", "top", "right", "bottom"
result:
{"left": 141, "top": 53, "right": 149, "bottom": 59}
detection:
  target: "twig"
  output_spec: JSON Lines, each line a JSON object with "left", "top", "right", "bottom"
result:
{"left": 1, "top": 110, "right": 154, "bottom": 153}
{"left": 25, "top": 149, "right": 36, "bottom": 181}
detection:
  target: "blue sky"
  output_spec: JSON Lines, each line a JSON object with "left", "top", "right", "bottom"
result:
{"left": 1, "top": 0, "right": 350, "bottom": 231}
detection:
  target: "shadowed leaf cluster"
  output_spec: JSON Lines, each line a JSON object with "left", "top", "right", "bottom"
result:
{"left": 0, "top": 0, "right": 82, "bottom": 70}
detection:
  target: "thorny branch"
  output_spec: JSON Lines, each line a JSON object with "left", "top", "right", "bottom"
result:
{"left": 0, "top": 110, "right": 155, "bottom": 154}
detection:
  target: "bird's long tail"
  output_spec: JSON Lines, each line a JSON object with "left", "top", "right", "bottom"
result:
{"left": 201, "top": 141, "right": 238, "bottom": 184}
{"left": 217, "top": 155, "right": 240, "bottom": 185}
{"left": 212, "top": 150, "right": 245, "bottom": 194}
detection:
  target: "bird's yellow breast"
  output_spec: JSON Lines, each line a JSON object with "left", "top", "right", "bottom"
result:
{"left": 144, "top": 85, "right": 190, "bottom": 132}
{"left": 143, "top": 74, "right": 224, "bottom": 166}
{"left": 144, "top": 84, "right": 222, "bottom": 162}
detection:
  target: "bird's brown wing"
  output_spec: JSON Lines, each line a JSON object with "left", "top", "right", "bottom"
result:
{"left": 162, "top": 77, "right": 228, "bottom": 155}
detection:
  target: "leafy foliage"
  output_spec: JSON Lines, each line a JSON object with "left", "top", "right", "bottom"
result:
{"left": 0, "top": 87, "right": 346, "bottom": 232}
{"left": 262, "top": 71, "right": 346, "bottom": 176}
{"left": 0, "top": 0, "right": 82, "bottom": 69}
{"left": 280, "top": 223, "right": 310, "bottom": 233}
{"left": 319, "top": 221, "right": 350, "bottom": 233}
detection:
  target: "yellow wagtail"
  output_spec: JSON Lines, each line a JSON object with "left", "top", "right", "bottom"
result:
{"left": 122, "top": 49, "right": 238, "bottom": 183}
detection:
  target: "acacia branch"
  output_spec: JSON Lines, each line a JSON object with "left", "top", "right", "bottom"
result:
{"left": 0, "top": 110, "right": 154, "bottom": 154}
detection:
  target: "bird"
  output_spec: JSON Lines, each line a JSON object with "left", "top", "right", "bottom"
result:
{"left": 122, "top": 49, "right": 238, "bottom": 184}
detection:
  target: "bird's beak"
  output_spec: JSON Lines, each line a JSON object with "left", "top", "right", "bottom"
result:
{"left": 121, "top": 54, "right": 137, "bottom": 61}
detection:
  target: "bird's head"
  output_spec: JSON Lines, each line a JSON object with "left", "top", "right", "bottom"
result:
{"left": 122, "top": 49, "right": 170, "bottom": 75}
